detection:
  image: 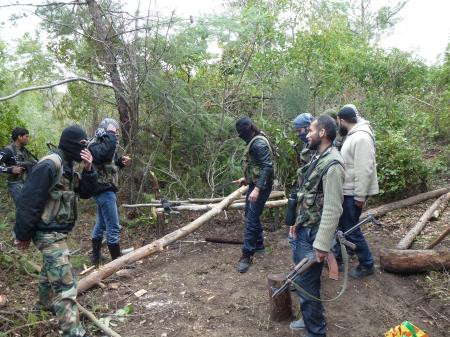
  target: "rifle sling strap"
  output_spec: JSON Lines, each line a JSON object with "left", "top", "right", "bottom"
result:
{"left": 290, "top": 239, "right": 349, "bottom": 302}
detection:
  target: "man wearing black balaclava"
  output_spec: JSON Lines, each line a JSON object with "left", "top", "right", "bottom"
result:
{"left": 14, "top": 125, "right": 97, "bottom": 337}
{"left": 233, "top": 117, "right": 274, "bottom": 273}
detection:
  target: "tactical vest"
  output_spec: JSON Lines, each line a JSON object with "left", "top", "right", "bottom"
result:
{"left": 5, "top": 143, "right": 34, "bottom": 182}
{"left": 295, "top": 147, "right": 343, "bottom": 228}
{"left": 241, "top": 134, "right": 274, "bottom": 185}
{"left": 95, "top": 158, "right": 119, "bottom": 188}
{"left": 39, "top": 152, "right": 79, "bottom": 226}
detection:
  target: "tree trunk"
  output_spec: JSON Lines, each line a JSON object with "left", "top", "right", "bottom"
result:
{"left": 396, "top": 193, "right": 449, "bottom": 249}
{"left": 77, "top": 185, "right": 249, "bottom": 293}
{"left": 84, "top": 0, "right": 133, "bottom": 145}
{"left": 267, "top": 274, "right": 293, "bottom": 322}
{"left": 430, "top": 192, "right": 450, "bottom": 221}
{"left": 361, "top": 187, "right": 449, "bottom": 219}
{"left": 379, "top": 249, "right": 450, "bottom": 273}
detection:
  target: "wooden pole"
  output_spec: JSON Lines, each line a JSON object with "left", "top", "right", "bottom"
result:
{"left": 122, "top": 190, "right": 286, "bottom": 209}
{"left": 396, "top": 193, "right": 448, "bottom": 249}
{"left": 267, "top": 274, "right": 293, "bottom": 322}
{"left": 77, "top": 185, "right": 249, "bottom": 293}
{"left": 189, "top": 190, "right": 285, "bottom": 203}
{"left": 430, "top": 192, "right": 450, "bottom": 221}
{"left": 380, "top": 249, "right": 450, "bottom": 273}
{"left": 361, "top": 187, "right": 449, "bottom": 219}
{"left": 154, "top": 199, "right": 288, "bottom": 214}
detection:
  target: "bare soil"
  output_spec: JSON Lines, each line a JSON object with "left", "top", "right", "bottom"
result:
{"left": 1, "top": 198, "right": 449, "bottom": 337}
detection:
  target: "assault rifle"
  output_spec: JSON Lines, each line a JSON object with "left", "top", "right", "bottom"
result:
{"left": 272, "top": 214, "right": 380, "bottom": 299}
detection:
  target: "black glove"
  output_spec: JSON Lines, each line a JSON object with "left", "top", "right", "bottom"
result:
{"left": 95, "top": 127, "right": 107, "bottom": 138}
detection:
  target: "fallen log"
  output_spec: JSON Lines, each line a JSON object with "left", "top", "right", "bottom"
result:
{"left": 425, "top": 227, "right": 450, "bottom": 250}
{"left": 155, "top": 198, "right": 288, "bottom": 213}
{"left": 396, "top": 193, "right": 448, "bottom": 249}
{"left": 430, "top": 192, "right": 450, "bottom": 221}
{"left": 77, "top": 185, "right": 249, "bottom": 293}
{"left": 380, "top": 248, "right": 450, "bottom": 273}
{"left": 121, "top": 190, "right": 286, "bottom": 209}
{"left": 189, "top": 190, "right": 285, "bottom": 203}
{"left": 361, "top": 187, "right": 449, "bottom": 219}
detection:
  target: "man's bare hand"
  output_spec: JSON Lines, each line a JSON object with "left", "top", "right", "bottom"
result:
{"left": 314, "top": 248, "right": 328, "bottom": 263}
{"left": 289, "top": 225, "right": 297, "bottom": 239}
{"left": 232, "top": 177, "right": 246, "bottom": 186}
{"left": 248, "top": 187, "right": 260, "bottom": 203}
{"left": 15, "top": 240, "right": 30, "bottom": 250}
{"left": 80, "top": 149, "right": 93, "bottom": 171}
{"left": 355, "top": 200, "right": 365, "bottom": 209}
{"left": 122, "top": 156, "right": 131, "bottom": 166}
{"left": 11, "top": 166, "right": 25, "bottom": 175}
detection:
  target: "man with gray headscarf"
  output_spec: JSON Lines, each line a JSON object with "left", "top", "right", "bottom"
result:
{"left": 88, "top": 118, "right": 131, "bottom": 265}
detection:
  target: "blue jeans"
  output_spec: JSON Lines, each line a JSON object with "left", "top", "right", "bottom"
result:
{"left": 334, "top": 196, "right": 374, "bottom": 268}
{"left": 92, "top": 191, "right": 121, "bottom": 245}
{"left": 8, "top": 181, "right": 23, "bottom": 206}
{"left": 290, "top": 225, "right": 326, "bottom": 337}
{"left": 241, "top": 183, "right": 272, "bottom": 257}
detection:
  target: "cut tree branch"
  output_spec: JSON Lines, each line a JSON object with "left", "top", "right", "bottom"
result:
{"left": 361, "top": 187, "right": 449, "bottom": 219}
{"left": 0, "top": 77, "right": 114, "bottom": 101}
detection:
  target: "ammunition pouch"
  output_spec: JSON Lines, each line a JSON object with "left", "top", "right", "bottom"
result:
{"left": 285, "top": 191, "right": 298, "bottom": 226}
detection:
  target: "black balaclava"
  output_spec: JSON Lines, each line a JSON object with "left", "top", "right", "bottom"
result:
{"left": 235, "top": 116, "right": 254, "bottom": 143}
{"left": 58, "top": 125, "right": 88, "bottom": 163}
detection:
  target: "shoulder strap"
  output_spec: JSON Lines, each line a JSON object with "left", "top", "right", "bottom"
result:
{"left": 39, "top": 153, "right": 63, "bottom": 187}
{"left": 245, "top": 135, "right": 272, "bottom": 155}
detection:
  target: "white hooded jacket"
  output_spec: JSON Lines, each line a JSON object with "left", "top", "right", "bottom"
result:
{"left": 341, "top": 120, "right": 379, "bottom": 201}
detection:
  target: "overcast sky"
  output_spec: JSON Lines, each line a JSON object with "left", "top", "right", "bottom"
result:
{"left": 0, "top": 0, "right": 449, "bottom": 64}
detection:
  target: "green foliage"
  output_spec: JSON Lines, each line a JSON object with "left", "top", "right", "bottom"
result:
{"left": 0, "top": 102, "right": 24, "bottom": 146}
{"left": 1, "top": 0, "right": 448, "bottom": 202}
{"left": 376, "top": 130, "right": 428, "bottom": 199}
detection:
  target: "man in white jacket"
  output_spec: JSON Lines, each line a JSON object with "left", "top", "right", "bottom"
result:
{"left": 335, "top": 104, "right": 379, "bottom": 278}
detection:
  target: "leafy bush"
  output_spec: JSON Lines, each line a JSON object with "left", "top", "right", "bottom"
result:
{"left": 376, "top": 130, "right": 428, "bottom": 199}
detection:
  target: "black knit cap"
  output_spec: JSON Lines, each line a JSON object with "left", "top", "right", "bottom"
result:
{"left": 58, "top": 125, "right": 88, "bottom": 163}
{"left": 338, "top": 106, "right": 357, "bottom": 122}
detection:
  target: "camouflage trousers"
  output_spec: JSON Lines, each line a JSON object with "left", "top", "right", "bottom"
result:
{"left": 34, "top": 231, "right": 86, "bottom": 337}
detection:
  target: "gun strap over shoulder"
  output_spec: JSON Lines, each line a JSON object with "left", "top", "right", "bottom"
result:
{"left": 39, "top": 153, "right": 63, "bottom": 188}
{"left": 245, "top": 134, "right": 273, "bottom": 156}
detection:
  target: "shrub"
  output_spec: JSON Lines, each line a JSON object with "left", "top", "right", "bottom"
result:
{"left": 376, "top": 130, "right": 428, "bottom": 199}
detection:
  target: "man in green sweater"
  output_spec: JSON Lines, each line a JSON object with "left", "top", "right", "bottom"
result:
{"left": 288, "top": 115, "right": 344, "bottom": 337}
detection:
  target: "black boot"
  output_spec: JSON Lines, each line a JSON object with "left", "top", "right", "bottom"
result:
{"left": 91, "top": 238, "right": 103, "bottom": 266}
{"left": 108, "top": 243, "right": 121, "bottom": 260}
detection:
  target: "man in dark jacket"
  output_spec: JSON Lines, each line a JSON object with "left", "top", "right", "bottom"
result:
{"left": 0, "top": 127, "right": 37, "bottom": 205}
{"left": 233, "top": 117, "right": 274, "bottom": 273}
{"left": 88, "top": 118, "right": 131, "bottom": 264}
{"left": 14, "top": 125, "right": 97, "bottom": 337}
